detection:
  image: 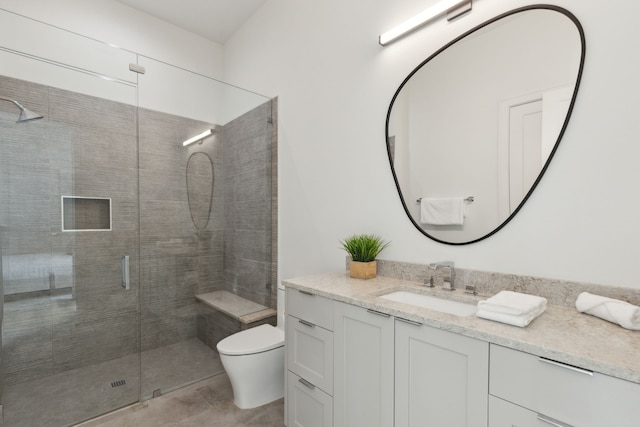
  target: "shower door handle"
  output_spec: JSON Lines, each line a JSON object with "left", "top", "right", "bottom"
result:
{"left": 121, "top": 255, "right": 130, "bottom": 290}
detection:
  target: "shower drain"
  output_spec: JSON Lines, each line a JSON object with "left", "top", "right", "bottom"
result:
{"left": 111, "top": 379, "right": 127, "bottom": 388}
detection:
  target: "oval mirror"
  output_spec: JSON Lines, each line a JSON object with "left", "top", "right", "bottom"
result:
{"left": 186, "top": 152, "right": 214, "bottom": 230}
{"left": 386, "top": 6, "right": 585, "bottom": 244}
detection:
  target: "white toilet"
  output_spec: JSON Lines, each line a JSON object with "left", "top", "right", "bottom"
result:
{"left": 216, "top": 286, "right": 285, "bottom": 409}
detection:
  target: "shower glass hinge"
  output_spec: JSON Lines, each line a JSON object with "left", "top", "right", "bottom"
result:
{"left": 129, "top": 63, "right": 146, "bottom": 74}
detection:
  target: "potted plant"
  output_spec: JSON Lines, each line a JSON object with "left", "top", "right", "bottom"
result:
{"left": 339, "top": 233, "right": 390, "bottom": 279}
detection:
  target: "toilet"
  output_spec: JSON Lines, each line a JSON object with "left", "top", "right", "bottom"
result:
{"left": 216, "top": 286, "right": 285, "bottom": 409}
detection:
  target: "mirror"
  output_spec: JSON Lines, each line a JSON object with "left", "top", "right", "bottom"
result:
{"left": 386, "top": 6, "right": 585, "bottom": 244}
{"left": 186, "top": 152, "right": 214, "bottom": 230}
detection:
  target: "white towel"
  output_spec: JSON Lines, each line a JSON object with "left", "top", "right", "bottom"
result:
{"left": 476, "top": 291, "right": 547, "bottom": 327}
{"left": 575, "top": 292, "right": 640, "bottom": 331}
{"left": 420, "top": 197, "right": 464, "bottom": 225}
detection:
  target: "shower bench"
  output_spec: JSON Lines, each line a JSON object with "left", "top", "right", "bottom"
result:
{"left": 196, "top": 290, "right": 277, "bottom": 351}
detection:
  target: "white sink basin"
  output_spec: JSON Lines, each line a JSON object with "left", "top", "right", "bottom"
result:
{"left": 378, "top": 290, "right": 477, "bottom": 317}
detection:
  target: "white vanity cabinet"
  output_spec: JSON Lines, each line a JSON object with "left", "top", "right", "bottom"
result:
{"left": 286, "top": 289, "right": 334, "bottom": 427}
{"left": 489, "top": 344, "right": 640, "bottom": 427}
{"left": 395, "top": 320, "right": 489, "bottom": 427}
{"left": 333, "top": 301, "right": 394, "bottom": 427}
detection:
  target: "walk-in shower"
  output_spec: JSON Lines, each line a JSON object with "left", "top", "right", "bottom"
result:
{"left": 0, "top": 96, "right": 43, "bottom": 122}
{"left": 0, "top": 73, "right": 275, "bottom": 426}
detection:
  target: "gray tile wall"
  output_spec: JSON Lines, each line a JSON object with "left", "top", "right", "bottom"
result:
{"left": 138, "top": 108, "right": 224, "bottom": 352}
{"left": 222, "top": 101, "right": 274, "bottom": 309}
{"left": 1, "top": 76, "right": 140, "bottom": 385}
{"left": 0, "top": 74, "right": 277, "bottom": 387}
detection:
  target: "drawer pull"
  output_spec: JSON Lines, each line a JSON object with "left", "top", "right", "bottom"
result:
{"left": 538, "top": 357, "right": 593, "bottom": 376}
{"left": 396, "top": 317, "right": 422, "bottom": 327}
{"left": 298, "top": 319, "right": 315, "bottom": 328}
{"left": 536, "top": 414, "right": 572, "bottom": 427}
{"left": 298, "top": 289, "right": 314, "bottom": 296}
{"left": 298, "top": 377, "right": 316, "bottom": 390}
{"left": 366, "top": 309, "right": 391, "bottom": 318}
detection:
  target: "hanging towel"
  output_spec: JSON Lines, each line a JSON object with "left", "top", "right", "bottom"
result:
{"left": 575, "top": 292, "right": 640, "bottom": 331}
{"left": 476, "top": 290, "right": 547, "bottom": 327}
{"left": 420, "top": 197, "right": 464, "bottom": 225}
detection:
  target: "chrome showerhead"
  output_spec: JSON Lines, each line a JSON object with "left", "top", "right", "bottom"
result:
{"left": 0, "top": 96, "right": 44, "bottom": 123}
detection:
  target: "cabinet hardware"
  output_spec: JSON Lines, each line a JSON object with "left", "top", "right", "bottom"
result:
{"left": 536, "top": 414, "right": 573, "bottom": 427}
{"left": 538, "top": 357, "right": 593, "bottom": 376}
{"left": 396, "top": 317, "right": 422, "bottom": 326}
{"left": 298, "top": 377, "right": 316, "bottom": 390}
{"left": 298, "top": 289, "right": 314, "bottom": 295}
{"left": 366, "top": 309, "right": 391, "bottom": 318}
{"left": 298, "top": 319, "right": 315, "bottom": 328}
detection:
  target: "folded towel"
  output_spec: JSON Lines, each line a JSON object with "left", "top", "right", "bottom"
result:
{"left": 476, "top": 291, "right": 547, "bottom": 327}
{"left": 420, "top": 197, "right": 464, "bottom": 225}
{"left": 476, "top": 305, "right": 546, "bottom": 327}
{"left": 575, "top": 292, "right": 640, "bottom": 331}
{"left": 477, "top": 290, "right": 547, "bottom": 316}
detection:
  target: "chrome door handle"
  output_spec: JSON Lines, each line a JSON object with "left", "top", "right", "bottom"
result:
{"left": 298, "top": 319, "right": 315, "bottom": 328}
{"left": 121, "top": 255, "right": 130, "bottom": 290}
{"left": 298, "top": 377, "right": 315, "bottom": 390}
{"left": 538, "top": 357, "right": 593, "bottom": 376}
{"left": 536, "top": 414, "right": 573, "bottom": 427}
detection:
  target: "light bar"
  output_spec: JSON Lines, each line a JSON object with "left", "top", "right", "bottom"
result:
{"left": 379, "top": 0, "right": 472, "bottom": 46}
{"left": 182, "top": 128, "right": 214, "bottom": 146}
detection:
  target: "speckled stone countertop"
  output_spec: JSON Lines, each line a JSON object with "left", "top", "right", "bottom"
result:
{"left": 283, "top": 271, "right": 640, "bottom": 385}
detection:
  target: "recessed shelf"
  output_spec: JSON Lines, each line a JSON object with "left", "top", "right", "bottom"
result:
{"left": 62, "top": 196, "right": 112, "bottom": 231}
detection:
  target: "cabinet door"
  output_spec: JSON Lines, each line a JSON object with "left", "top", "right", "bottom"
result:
{"left": 288, "top": 371, "right": 333, "bottom": 427}
{"left": 333, "top": 301, "right": 394, "bottom": 427}
{"left": 395, "top": 320, "right": 489, "bottom": 427}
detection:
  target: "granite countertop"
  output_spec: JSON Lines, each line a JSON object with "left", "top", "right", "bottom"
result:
{"left": 283, "top": 271, "right": 640, "bottom": 385}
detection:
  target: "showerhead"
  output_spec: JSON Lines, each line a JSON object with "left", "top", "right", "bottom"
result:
{"left": 0, "top": 96, "right": 44, "bottom": 123}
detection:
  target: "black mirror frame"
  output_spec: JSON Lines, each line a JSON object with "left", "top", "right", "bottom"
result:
{"left": 385, "top": 4, "right": 586, "bottom": 245}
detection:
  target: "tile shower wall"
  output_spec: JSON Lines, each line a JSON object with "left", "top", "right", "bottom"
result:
{"left": 0, "top": 75, "right": 139, "bottom": 385}
{"left": 1, "top": 74, "right": 277, "bottom": 391}
{"left": 223, "top": 101, "right": 274, "bottom": 308}
{"left": 138, "top": 108, "right": 223, "bottom": 351}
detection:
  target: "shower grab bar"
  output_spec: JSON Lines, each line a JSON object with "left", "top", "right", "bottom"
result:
{"left": 121, "top": 255, "right": 130, "bottom": 290}
{"left": 416, "top": 196, "right": 474, "bottom": 203}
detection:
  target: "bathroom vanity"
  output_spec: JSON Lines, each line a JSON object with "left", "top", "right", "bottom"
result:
{"left": 284, "top": 271, "right": 640, "bottom": 427}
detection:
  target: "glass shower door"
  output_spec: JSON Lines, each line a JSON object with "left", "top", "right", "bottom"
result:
{"left": 0, "top": 74, "right": 141, "bottom": 426}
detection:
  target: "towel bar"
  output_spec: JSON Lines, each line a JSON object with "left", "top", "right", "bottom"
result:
{"left": 416, "top": 196, "right": 474, "bottom": 203}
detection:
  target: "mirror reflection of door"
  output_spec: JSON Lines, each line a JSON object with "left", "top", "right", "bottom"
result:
{"left": 509, "top": 99, "right": 542, "bottom": 213}
{"left": 500, "top": 85, "right": 572, "bottom": 217}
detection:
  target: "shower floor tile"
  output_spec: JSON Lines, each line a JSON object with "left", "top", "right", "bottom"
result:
{"left": 78, "top": 373, "right": 285, "bottom": 427}
{"left": 2, "top": 338, "right": 222, "bottom": 427}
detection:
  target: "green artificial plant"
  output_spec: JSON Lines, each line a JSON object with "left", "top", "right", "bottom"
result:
{"left": 339, "top": 233, "right": 390, "bottom": 263}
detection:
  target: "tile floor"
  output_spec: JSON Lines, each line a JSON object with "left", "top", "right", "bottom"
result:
{"left": 79, "top": 374, "right": 285, "bottom": 427}
{"left": 2, "top": 338, "right": 224, "bottom": 426}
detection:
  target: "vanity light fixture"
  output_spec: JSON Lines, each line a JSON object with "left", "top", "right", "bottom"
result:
{"left": 379, "top": 0, "right": 472, "bottom": 46}
{"left": 182, "top": 128, "right": 214, "bottom": 146}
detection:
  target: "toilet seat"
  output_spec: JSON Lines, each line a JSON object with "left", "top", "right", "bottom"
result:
{"left": 217, "top": 324, "right": 284, "bottom": 356}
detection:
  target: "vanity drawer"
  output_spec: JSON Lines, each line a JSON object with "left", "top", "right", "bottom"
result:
{"left": 287, "top": 314, "right": 334, "bottom": 393}
{"left": 287, "top": 371, "right": 333, "bottom": 427}
{"left": 489, "top": 395, "right": 571, "bottom": 427}
{"left": 490, "top": 344, "right": 640, "bottom": 427}
{"left": 286, "top": 287, "right": 334, "bottom": 330}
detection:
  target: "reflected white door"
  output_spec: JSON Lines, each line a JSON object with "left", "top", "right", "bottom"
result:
{"left": 509, "top": 100, "right": 543, "bottom": 212}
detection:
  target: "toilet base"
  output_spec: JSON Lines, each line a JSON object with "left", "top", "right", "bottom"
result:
{"left": 221, "top": 346, "right": 285, "bottom": 409}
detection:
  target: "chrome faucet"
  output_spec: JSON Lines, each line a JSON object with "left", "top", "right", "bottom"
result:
{"left": 428, "top": 261, "right": 455, "bottom": 291}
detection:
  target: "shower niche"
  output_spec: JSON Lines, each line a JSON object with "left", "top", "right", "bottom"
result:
{"left": 61, "top": 196, "right": 112, "bottom": 231}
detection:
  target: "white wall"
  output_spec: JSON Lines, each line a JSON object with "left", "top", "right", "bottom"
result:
{"left": 223, "top": 0, "right": 640, "bottom": 289}
{"left": 0, "top": 0, "right": 224, "bottom": 79}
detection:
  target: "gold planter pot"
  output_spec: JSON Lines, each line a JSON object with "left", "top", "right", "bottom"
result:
{"left": 350, "top": 260, "right": 377, "bottom": 279}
